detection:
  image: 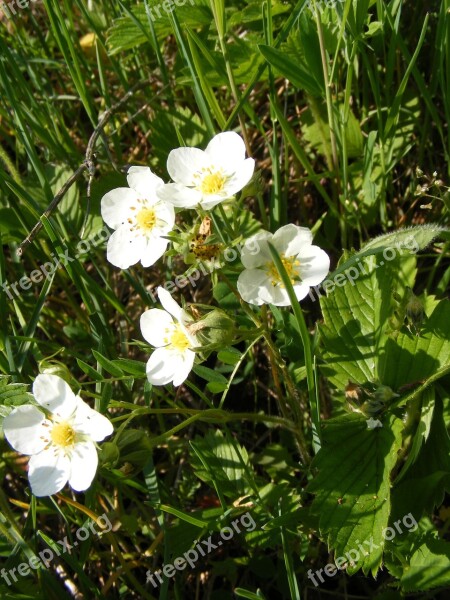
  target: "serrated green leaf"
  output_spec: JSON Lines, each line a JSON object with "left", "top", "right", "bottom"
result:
{"left": 320, "top": 253, "right": 416, "bottom": 390}
{"left": 106, "top": 2, "right": 211, "bottom": 55}
{"left": 307, "top": 413, "right": 404, "bottom": 575}
{"left": 329, "top": 225, "right": 448, "bottom": 282}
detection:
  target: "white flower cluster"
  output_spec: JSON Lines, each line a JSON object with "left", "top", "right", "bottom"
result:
{"left": 101, "top": 132, "right": 254, "bottom": 270}
{"left": 100, "top": 131, "right": 330, "bottom": 387}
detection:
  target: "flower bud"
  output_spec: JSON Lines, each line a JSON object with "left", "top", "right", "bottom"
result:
{"left": 188, "top": 309, "right": 235, "bottom": 350}
{"left": 374, "top": 385, "right": 399, "bottom": 404}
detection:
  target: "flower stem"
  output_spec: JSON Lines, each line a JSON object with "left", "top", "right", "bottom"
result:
{"left": 260, "top": 306, "right": 311, "bottom": 465}
{"left": 268, "top": 242, "right": 322, "bottom": 453}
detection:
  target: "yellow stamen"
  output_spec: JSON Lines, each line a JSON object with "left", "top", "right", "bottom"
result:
{"left": 266, "top": 254, "right": 301, "bottom": 287}
{"left": 51, "top": 422, "right": 76, "bottom": 448}
{"left": 170, "top": 326, "right": 191, "bottom": 351}
{"left": 136, "top": 207, "right": 157, "bottom": 232}
{"left": 200, "top": 172, "right": 226, "bottom": 195}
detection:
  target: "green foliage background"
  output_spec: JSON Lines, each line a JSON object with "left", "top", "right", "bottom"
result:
{"left": 0, "top": 0, "right": 450, "bottom": 598}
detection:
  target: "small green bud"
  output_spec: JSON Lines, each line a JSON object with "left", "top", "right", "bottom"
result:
{"left": 374, "top": 385, "right": 399, "bottom": 404}
{"left": 189, "top": 309, "right": 235, "bottom": 350}
{"left": 405, "top": 289, "right": 424, "bottom": 334}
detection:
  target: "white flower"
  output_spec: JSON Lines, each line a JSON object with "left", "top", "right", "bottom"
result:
{"left": 237, "top": 224, "right": 330, "bottom": 306}
{"left": 3, "top": 374, "right": 113, "bottom": 497}
{"left": 101, "top": 166, "right": 175, "bottom": 269}
{"left": 140, "top": 287, "right": 198, "bottom": 386}
{"left": 157, "top": 131, "right": 255, "bottom": 210}
{"left": 366, "top": 418, "right": 383, "bottom": 430}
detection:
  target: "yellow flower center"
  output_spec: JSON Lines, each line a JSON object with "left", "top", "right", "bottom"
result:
{"left": 200, "top": 172, "right": 226, "bottom": 195}
{"left": 170, "top": 326, "right": 191, "bottom": 351}
{"left": 266, "top": 254, "right": 301, "bottom": 287}
{"left": 136, "top": 207, "right": 157, "bottom": 232}
{"left": 51, "top": 422, "right": 76, "bottom": 448}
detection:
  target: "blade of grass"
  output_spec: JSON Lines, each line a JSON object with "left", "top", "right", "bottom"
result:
{"left": 268, "top": 242, "right": 321, "bottom": 452}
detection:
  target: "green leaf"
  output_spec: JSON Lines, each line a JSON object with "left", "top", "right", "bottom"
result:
{"left": 401, "top": 536, "right": 450, "bottom": 592}
{"left": 111, "top": 358, "right": 146, "bottom": 377}
{"left": 380, "top": 299, "right": 450, "bottom": 390}
{"left": 206, "top": 381, "right": 228, "bottom": 394}
{"left": 190, "top": 429, "right": 255, "bottom": 499}
{"left": 329, "top": 225, "right": 449, "bottom": 282}
{"left": 193, "top": 364, "right": 227, "bottom": 385}
{"left": 391, "top": 396, "right": 450, "bottom": 522}
{"left": 92, "top": 350, "right": 124, "bottom": 377}
{"left": 394, "top": 388, "right": 434, "bottom": 484}
{"left": 258, "top": 44, "right": 323, "bottom": 96}
{"left": 106, "top": 2, "right": 212, "bottom": 54}
{"left": 307, "top": 413, "right": 404, "bottom": 575}
{"left": 320, "top": 253, "right": 416, "bottom": 390}
{"left": 158, "top": 505, "right": 208, "bottom": 528}
{"left": 0, "top": 376, "right": 33, "bottom": 420}
{"left": 217, "top": 347, "right": 242, "bottom": 365}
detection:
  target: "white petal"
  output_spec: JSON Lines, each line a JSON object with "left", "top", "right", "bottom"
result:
{"left": 101, "top": 188, "right": 138, "bottom": 230}
{"left": 68, "top": 441, "right": 98, "bottom": 491}
{"left": 157, "top": 287, "right": 183, "bottom": 320}
{"left": 299, "top": 245, "right": 330, "bottom": 286}
{"left": 223, "top": 158, "right": 255, "bottom": 196}
{"left": 240, "top": 231, "right": 273, "bottom": 268}
{"left": 146, "top": 347, "right": 178, "bottom": 386}
{"left": 172, "top": 349, "right": 195, "bottom": 386}
{"left": 140, "top": 308, "right": 174, "bottom": 347}
{"left": 292, "top": 282, "right": 312, "bottom": 302}
{"left": 72, "top": 397, "right": 113, "bottom": 442}
{"left": 205, "top": 132, "right": 246, "bottom": 171}
{"left": 199, "top": 195, "right": 231, "bottom": 211}
{"left": 167, "top": 147, "right": 208, "bottom": 185}
{"left": 263, "top": 285, "right": 291, "bottom": 306}
{"left": 154, "top": 201, "right": 175, "bottom": 229}
{"left": 3, "top": 405, "right": 51, "bottom": 455}
{"left": 106, "top": 225, "right": 147, "bottom": 269}
{"left": 272, "top": 224, "right": 313, "bottom": 256}
{"left": 28, "top": 448, "right": 70, "bottom": 497}
{"left": 157, "top": 182, "right": 202, "bottom": 208}
{"left": 237, "top": 269, "right": 271, "bottom": 305}
{"left": 33, "top": 374, "right": 77, "bottom": 419}
{"left": 127, "top": 166, "right": 164, "bottom": 198}
{"left": 146, "top": 347, "right": 194, "bottom": 386}
{"left": 140, "top": 236, "right": 169, "bottom": 268}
